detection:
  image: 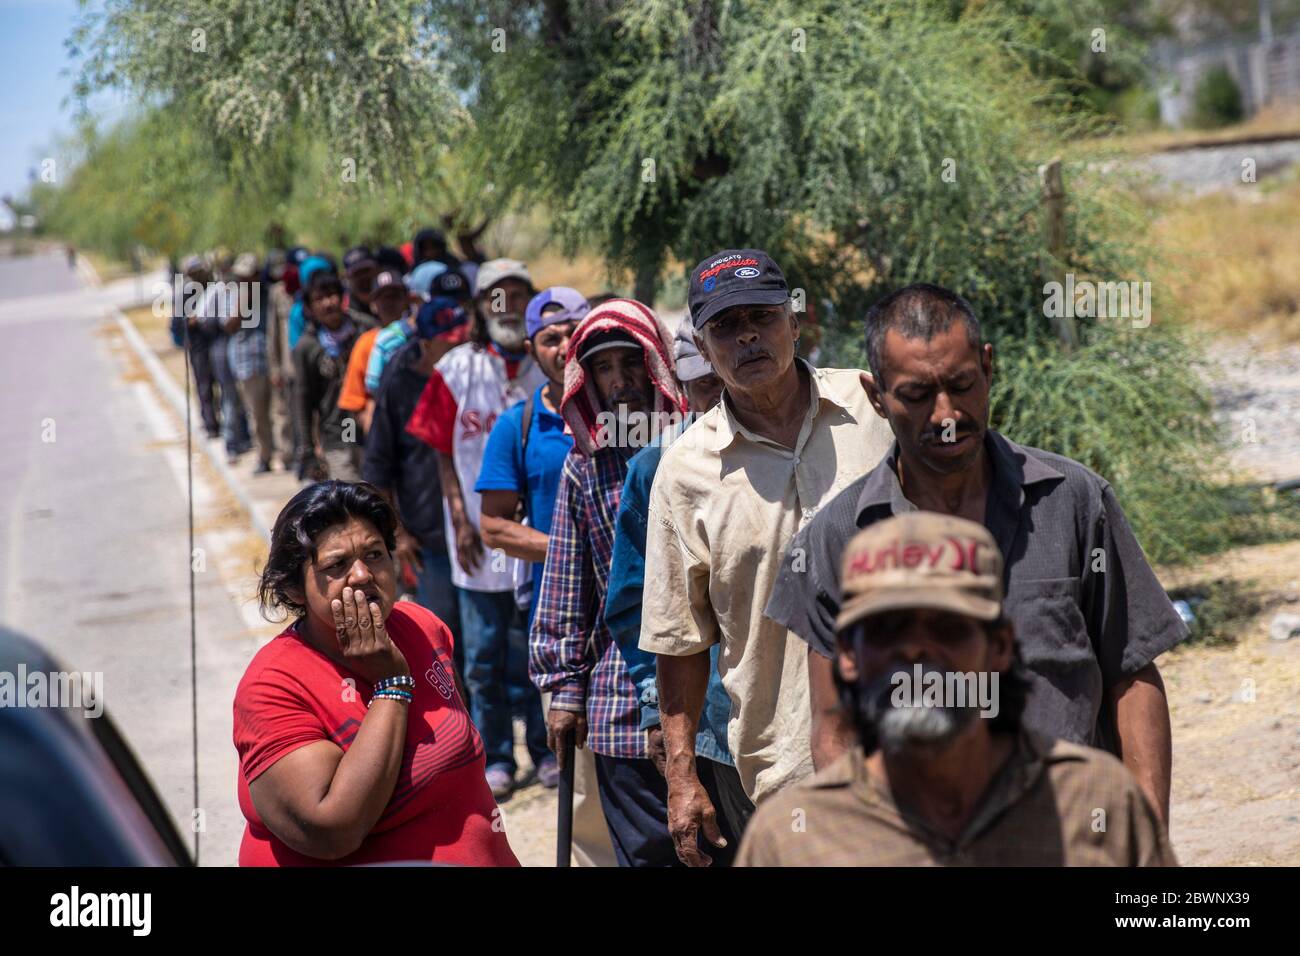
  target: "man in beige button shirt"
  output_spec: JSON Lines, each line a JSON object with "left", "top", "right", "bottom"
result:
{"left": 639, "top": 249, "right": 893, "bottom": 865}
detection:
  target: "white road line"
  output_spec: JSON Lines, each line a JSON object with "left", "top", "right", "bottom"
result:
{"left": 127, "top": 376, "right": 268, "bottom": 635}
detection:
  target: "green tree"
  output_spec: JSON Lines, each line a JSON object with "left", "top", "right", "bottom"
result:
{"left": 57, "top": 0, "right": 1270, "bottom": 562}
{"left": 70, "top": 0, "right": 460, "bottom": 184}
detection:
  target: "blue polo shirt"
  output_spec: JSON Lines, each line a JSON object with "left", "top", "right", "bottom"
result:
{"left": 474, "top": 385, "right": 573, "bottom": 619}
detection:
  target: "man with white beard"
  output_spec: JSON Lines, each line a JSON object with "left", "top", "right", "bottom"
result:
{"left": 737, "top": 513, "right": 1177, "bottom": 867}
{"left": 405, "top": 258, "right": 549, "bottom": 798}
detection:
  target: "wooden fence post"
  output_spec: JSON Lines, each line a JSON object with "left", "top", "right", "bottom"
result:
{"left": 1039, "top": 157, "right": 1078, "bottom": 349}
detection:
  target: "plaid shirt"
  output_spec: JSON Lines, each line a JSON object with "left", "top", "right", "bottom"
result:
{"left": 227, "top": 324, "right": 269, "bottom": 380}
{"left": 211, "top": 282, "right": 269, "bottom": 381}
{"left": 529, "top": 445, "right": 643, "bottom": 758}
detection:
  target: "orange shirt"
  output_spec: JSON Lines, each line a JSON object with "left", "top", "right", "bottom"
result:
{"left": 337, "top": 326, "right": 382, "bottom": 412}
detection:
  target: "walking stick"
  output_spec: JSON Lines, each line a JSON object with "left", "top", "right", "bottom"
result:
{"left": 556, "top": 737, "right": 575, "bottom": 867}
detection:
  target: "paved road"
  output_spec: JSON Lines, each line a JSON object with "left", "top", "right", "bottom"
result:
{"left": 0, "top": 249, "right": 80, "bottom": 298}
{"left": 0, "top": 252, "right": 255, "bottom": 864}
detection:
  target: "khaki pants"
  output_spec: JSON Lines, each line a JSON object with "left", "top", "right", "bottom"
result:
{"left": 236, "top": 373, "right": 275, "bottom": 467}
{"left": 539, "top": 691, "right": 615, "bottom": 867}
{"left": 571, "top": 744, "right": 617, "bottom": 867}
{"left": 271, "top": 376, "right": 296, "bottom": 469}
{"left": 323, "top": 444, "right": 363, "bottom": 483}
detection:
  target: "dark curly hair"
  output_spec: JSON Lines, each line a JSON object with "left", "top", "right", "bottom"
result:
{"left": 257, "top": 480, "right": 398, "bottom": 623}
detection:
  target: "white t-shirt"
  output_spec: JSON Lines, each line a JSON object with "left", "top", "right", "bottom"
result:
{"left": 406, "top": 342, "right": 547, "bottom": 592}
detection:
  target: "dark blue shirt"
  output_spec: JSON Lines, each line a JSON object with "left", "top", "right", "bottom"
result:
{"left": 475, "top": 385, "right": 573, "bottom": 622}
{"left": 361, "top": 339, "right": 445, "bottom": 551}
{"left": 605, "top": 416, "right": 733, "bottom": 766}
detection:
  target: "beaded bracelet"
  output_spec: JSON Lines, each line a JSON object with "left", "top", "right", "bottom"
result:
{"left": 370, "top": 689, "right": 413, "bottom": 707}
{"left": 373, "top": 675, "right": 416, "bottom": 693}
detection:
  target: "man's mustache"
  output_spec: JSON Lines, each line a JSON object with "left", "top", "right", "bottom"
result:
{"left": 921, "top": 423, "right": 980, "bottom": 445}
{"left": 862, "top": 660, "right": 947, "bottom": 717}
{"left": 736, "top": 347, "right": 771, "bottom": 366}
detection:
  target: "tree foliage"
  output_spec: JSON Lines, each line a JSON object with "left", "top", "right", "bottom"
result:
{"left": 45, "top": 0, "right": 1260, "bottom": 562}
{"left": 70, "top": 0, "right": 461, "bottom": 184}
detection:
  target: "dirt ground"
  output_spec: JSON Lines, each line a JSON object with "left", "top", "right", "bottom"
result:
{"left": 1160, "top": 538, "right": 1300, "bottom": 865}
{"left": 495, "top": 749, "right": 561, "bottom": 868}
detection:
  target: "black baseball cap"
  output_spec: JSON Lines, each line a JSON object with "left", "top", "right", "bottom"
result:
{"left": 370, "top": 268, "right": 408, "bottom": 297}
{"left": 374, "top": 245, "right": 409, "bottom": 273}
{"left": 688, "top": 249, "right": 789, "bottom": 330}
{"left": 431, "top": 268, "right": 471, "bottom": 301}
{"left": 577, "top": 328, "right": 640, "bottom": 364}
{"left": 343, "top": 245, "right": 375, "bottom": 274}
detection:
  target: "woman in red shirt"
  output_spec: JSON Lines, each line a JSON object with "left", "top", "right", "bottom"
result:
{"left": 234, "top": 479, "right": 519, "bottom": 866}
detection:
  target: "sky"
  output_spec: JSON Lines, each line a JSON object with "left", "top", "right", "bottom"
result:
{"left": 0, "top": 0, "right": 130, "bottom": 202}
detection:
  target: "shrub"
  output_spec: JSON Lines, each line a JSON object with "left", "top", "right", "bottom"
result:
{"left": 1191, "top": 65, "right": 1244, "bottom": 130}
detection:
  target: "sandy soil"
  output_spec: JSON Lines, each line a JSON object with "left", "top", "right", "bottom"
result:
{"left": 1161, "top": 537, "right": 1300, "bottom": 865}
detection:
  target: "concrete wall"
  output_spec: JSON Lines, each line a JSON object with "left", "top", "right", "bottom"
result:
{"left": 1155, "top": 30, "right": 1300, "bottom": 127}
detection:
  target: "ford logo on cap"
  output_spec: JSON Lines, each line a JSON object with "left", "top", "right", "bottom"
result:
{"left": 688, "top": 248, "right": 789, "bottom": 330}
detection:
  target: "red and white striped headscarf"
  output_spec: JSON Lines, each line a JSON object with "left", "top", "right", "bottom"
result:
{"left": 561, "top": 298, "right": 687, "bottom": 457}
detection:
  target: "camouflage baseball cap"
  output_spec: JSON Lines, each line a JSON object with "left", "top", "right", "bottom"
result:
{"left": 835, "top": 513, "right": 1003, "bottom": 633}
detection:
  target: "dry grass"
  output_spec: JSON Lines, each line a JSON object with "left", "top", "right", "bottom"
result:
{"left": 477, "top": 209, "right": 695, "bottom": 307}
{"left": 82, "top": 251, "right": 143, "bottom": 284}
{"left": 1149, "top": 172, "right": 1300, "bottom": 343}
{"left": 123, "top": 303, "right": 190, "bottom": 389}
{"left": 125, "top": 302, "right": 168, "bottom": 337}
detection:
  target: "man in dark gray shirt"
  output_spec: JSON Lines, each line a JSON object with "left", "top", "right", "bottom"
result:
{"left": 765, "top": 283, "right": 1185, "bottom": 824}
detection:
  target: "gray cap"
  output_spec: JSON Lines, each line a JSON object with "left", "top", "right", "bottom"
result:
{"left": 473, "top": 258, "right": 532, "bottom": 297}
{"left": 231, "top": 252, "right": 259, "bottom": 279}
{"left": 674, "top": 314, "right": 713, "bottom": 382}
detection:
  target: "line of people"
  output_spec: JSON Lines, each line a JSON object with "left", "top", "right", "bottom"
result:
{"left": 224, "top": 237, "right": 1185, "bottom": 867}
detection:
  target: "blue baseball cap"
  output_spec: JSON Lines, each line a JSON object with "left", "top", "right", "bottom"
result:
{"left": 415, "top": 296, "right": 470, "bottom": 343}
{"left": 526, "top": 287, "right": 590, "bottom": 340}
{"left": 406, "top": 260, "right": 448, "bottom": 299}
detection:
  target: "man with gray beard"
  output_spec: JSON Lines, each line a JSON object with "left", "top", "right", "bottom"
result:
{"left": 404, "top": 258, "right": 548, "bottom": 799}
{"left": 738, "top": 513, "right": 1176, "bottom": 867}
